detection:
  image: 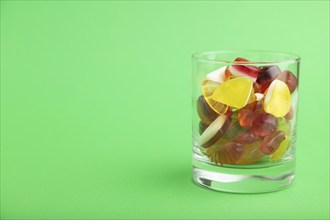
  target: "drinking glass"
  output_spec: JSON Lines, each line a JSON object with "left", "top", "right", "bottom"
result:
{"left": 192, "top": 50, "right": 300, "bottom": 193}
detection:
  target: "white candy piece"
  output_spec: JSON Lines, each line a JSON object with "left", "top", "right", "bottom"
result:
{"left": 206, "top": 66, "right": 227, "bottom": 84}
{"left": 199, "top": 114, "right": 227, "bottom": 146}
{"left": 228, "top": 66, "right": 257, "bottom": 82}
{"left": 255, "top": 93, "right": 264, "bottom": 101}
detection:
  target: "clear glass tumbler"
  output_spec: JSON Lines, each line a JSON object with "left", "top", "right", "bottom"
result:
{"left": 192, "top": 50, "right": 300, "bottom": 193}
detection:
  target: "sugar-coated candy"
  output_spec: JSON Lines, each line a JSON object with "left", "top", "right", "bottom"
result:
{"left": 235, "top": 131, "right": 260, "bottom": 144}
{"left": 237, "top": 141, "right": 265, "bottom": 164}
{"left": 212, "top": 77, "right": 253, "bottom": 109}
{"left": 270, "top": 138, "right": 290, "bottom": 161}
{"left": 206, "top": 66, "right": 227, "bottom": 84}
{"left": 257, "top": 65, "right": 281, "bottom": 92}
{"left": 276, "top": 70, "right": 298, "bottom": 93}
{"left": 197, "top": 95, "right": 219, "bottom": 125}
{"left": 199, "top": 121, "right": 208, "bottom": 135}
{"left": 238, "top": 102, "right": 263, "bottom": 127}
{"left": 207, "top": 141, "right": 244, "bottom": 165}
{"left": 227, "top": 58, "right": 260, "bottom": 82}
{"left": 264, "top": 79, "right": 291, "bottom": 117}
{"left": 199, "top": 115, "right": 231, "bottom": 148}
{"left": 259, "top": 131, "right": 285, "bottom": 155}
{"left": 252, "top": 113, "right": 278, "bottom": 137}
{"left": 202, "top": 80, "right": 228, "bottom": 114}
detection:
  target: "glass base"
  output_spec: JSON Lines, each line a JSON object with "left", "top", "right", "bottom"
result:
{"left": 192, "top": 159, "right": 295, "bottom": 193}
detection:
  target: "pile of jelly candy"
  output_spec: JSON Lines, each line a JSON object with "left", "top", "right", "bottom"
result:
{"left": 197, "top": 57, "right": 297, "bottom": 165}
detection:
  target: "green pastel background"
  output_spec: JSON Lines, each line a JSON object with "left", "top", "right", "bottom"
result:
{"left": 1, "top": 1, "right": 329, "bottom": 219}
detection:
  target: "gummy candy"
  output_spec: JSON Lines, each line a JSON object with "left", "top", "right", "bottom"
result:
{"left": 235, "top": 131, "right": 260, "bottom": 144}
{"left": 263, "top": 79, "right": 291, "bottom": 117}
{"left": 252, "top": 113, "right": 278, "bottom": 137}
{"left": 255, "top": 93, "right": 264, "bottom": 101}
{"left": 197, "top": 95, "right": 219, "bottom": 125}
{"left": 259, "top": 131, "right": 285, "bottom": 155}
{"left": 223, "top": 119, "right": 249, "bottom": 140}
{"left": 207, "top": 141, "right": 244, "bottom": 165}
{"left": 276, "top": 70, "right": 298, "bottom": 93}
{"left": 238, "top": 101, "right": 263, "bottom": 127}
{"left": 277, "top": 117, "right": 291, "bottom": 136}
{"left": 206, "top": 66, "right": 227, "bottom": 84}
{"left": 257, "top": 65, "right": 281, "bottom": 92}
{"left": 270, "top": 138, "right": 290, "bottom": 161}
{"left": 226, "top": 58, "right": 260, "bottom": 82}
{"left": 237, "top": 141, "right": 265, "bottom": 164}
{"left": 211, "top": 77, "right": 253, "bottom": 109}
{"left": 202, "top": 80, "right": 228, "bottom": 114}
{"left": 253, "top": 82, "right": 262, "bottom": 93}
{"left": 199, "top": 115, "right": 231, "bottom": 148}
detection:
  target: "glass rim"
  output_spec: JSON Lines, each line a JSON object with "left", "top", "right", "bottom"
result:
{"left": 192, "top": 50, "right": 301, "bottom": 65}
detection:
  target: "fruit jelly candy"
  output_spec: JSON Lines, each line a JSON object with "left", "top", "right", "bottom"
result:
{"left": 276, "top": 70, "right": 298, "bottom": 93}
{"left": 223, "top": 119, "right": 249, "bottom": 140}
{"left": 238, "top": 101, "right": 263, "bottom": 127}
{"left": 202, "top": 80, "right": 228, "bottom": 114}
{"left": 199, "top": 121, "right": 208, "bottom": 135}
{"left": 264, "top": 79, "right": 291, "bottom": 117}
{"left": 235, "top": 131, "right": 260, "bottom": 144}
{"left": 270, "top": 138, "right": 290, "bottom": 161}
{"left": 277, "top": 117, "right": 291, "bottom": 136}
{"left": 206, "top": 66, "right": 227, "bottom": 84}
{"left": 207, "top": 141, "right": 244, "bottom": 165}
{"left": 227, "top": 57, "right": 260, "bottom": 82}
{"left": 256, "top": 65, "right": 281, "bottom": 93}
{"left": 212, "top": 77, "right": 253, "bottom": 109}
{"left": 259, "top": 131, "right": 285, "bottom": 155}
{"left": 199, "top": 115, "right": 231, "bottom": 148}
{"left": 197, "top": 95, "right": 219, "bottom": 125}
{"left": 253, "top": 82, "right": 262, "bottom": 93}
{"left": 237, "top": 141, "right": 265, "bottom": 165}
{"left": 252, "top": 113, "right": 278, "bottom": 137}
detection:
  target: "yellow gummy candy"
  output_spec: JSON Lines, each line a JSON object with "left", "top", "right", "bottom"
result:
{"left": 271, "top": 137, "right": 290, "bottom": 161}
{"left": 202, "top": 80, "right": 228, "bottom": 114}
{"left": 264, "top": 80, "right": 291, "bottom": 117}
{"left": 211, "top": 77, "right": 253, "bottom": 109}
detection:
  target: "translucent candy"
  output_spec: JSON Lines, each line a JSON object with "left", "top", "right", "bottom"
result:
{"left": 211, "top": 77, "right": 253, "bottom": 109}
{"left": 253, "top": 82, "right": 262, "bottom": 93}
{"left": 238, "top": 102, "right": 263, "bottom": 127}
{"left": 207, "top": 141, "right": 244, "bottom": 165}
{"left": 202, "top": 80, "right": 228, "bottom": 114}
{"left": 276, "top": 70, "right": 298, "bottom": 93}
{"left": 197, "top": 95, "right": 219, "bottom": 125}
{"left": 235, "top": 131, "right": 260, "bottom": 144}
{"left": 270, "top": 138, "right": 290, "bottom": 161}
{"left": 226, "top": 58, "right": 260, "bottom": 82}
{"left": 264, "top": 79, "right": 291, "bottom": 117}
{"left": 237, "top": 141, "right": 265, "bottom": 165}
{"left": 224, "top": 120, "right": 249, "bottom": 140}
{"left": 277, "top": 118, "right": 291, "bottom": 136}
{"left": 252, "top": 113, "right": 278, "bottom": 137}
{"left": 259, "top": 131, "right": 285, "bottom": 155}
{"left": 199, "top": 115, "right": 231, "bottom": 148}
{"left": 207, "top": 140, "right": 264, "bottom": 165}
{"left": 256, "top": 65, "right": 281, "bottom": 92}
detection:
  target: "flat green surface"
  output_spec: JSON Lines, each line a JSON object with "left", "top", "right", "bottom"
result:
{"left": 1, "top": 1, "right": 329, "bottom": 219}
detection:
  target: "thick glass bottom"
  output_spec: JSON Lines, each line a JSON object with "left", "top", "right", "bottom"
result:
{"left": 192, "top": 158, "right": 295, "bottom": 193}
